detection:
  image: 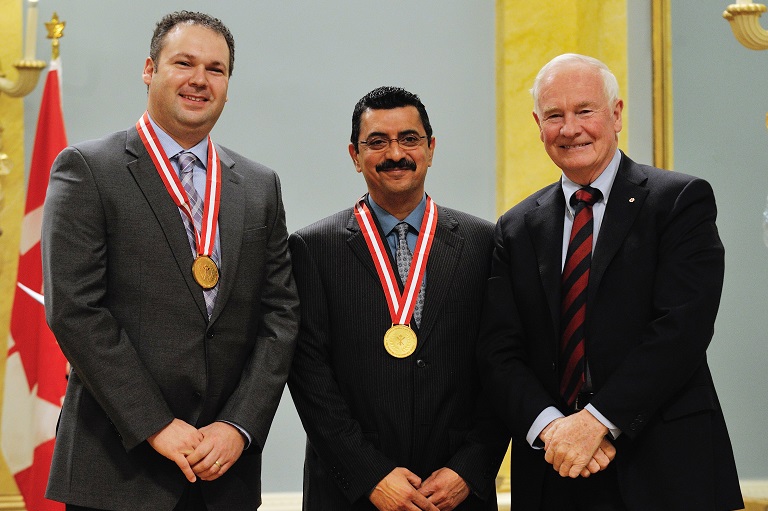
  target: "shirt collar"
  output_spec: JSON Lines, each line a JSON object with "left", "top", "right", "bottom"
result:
{"left": 561, "top": 149, "right": 621, "bottom": 214}
{"left": 147, "top": 113, "right": 209, "bottom": 168}
{"left": 367, "top": 193, "right": 427, "bottom": 236}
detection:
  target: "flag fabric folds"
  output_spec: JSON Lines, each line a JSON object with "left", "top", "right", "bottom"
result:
{"left": 2, "top": 57, "right": 68, "bottom": 511}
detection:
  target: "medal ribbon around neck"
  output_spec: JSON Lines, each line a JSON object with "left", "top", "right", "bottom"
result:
{"left": 354, "top": 194, "right": 438, "bottom": 326}
{"left": 136, "top": 112, "right": 222, "bottom": 259}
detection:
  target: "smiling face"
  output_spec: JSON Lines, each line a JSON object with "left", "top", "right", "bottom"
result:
{"left": 349, "top": 106, "right": 435, "bottom": 219}
{"left": 143, "top": 23, "right": 230, "bottom": 148}
{"left": 533, "top": 62, "right": 623, "bottom": 185}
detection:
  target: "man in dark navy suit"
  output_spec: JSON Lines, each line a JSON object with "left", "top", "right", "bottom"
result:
{"left": 478, "top": 54, "right": 743, "bottom": 511}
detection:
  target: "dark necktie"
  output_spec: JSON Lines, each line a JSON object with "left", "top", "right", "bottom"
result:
{"left": 394, "top": 222, "right": 424, "bottom": 327}
{"left": 560, "top": 186, "right": 602, "bottom": 407}
{"left": 178, "top": 152, "right": 219, "bottom": 317}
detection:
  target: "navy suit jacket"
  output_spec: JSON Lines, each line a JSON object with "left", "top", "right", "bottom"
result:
{"left": 288, "top": 201, "right": 509, "bottom": 510}
{"left": 478, "top": 153, "right": 743, "bottom": 510}
{"left": 42, "top": 126, "right": 300, "bottom": 510}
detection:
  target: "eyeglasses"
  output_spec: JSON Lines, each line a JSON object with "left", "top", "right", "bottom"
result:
{"left": 359, "top": 134, "right": 427, "bottom": 152}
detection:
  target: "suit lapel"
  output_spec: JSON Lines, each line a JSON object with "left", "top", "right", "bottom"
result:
{"left": 415, "top": 206, "right": 462, "bottom": 351}
{"left": 590, "top": 154, "right": 649, "bottom": 300}
{"left": 125, "top": 127, "right": 208, "bottom": 318}
{"left": 345, "top": 210, "right": 382, "bottom": 284}
{"left": 208, "top": 146, "right": 243, "bottom": 323}
{"left": 344, "top": 203, "right": 461, "bottom": 351}
{"left": 526, "top": 184, "right": 566, "bottom": 340}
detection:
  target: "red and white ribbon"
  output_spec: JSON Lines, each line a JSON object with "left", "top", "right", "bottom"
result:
{"left": 136, "top": 112, "right": 221, "bottom": 257}
{"left": 354, "top": 195, "right": 437, "bottom": 325}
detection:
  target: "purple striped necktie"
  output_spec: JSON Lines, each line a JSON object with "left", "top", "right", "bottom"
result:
{"left": 178, "top": 151, "right": 219, "bottom": 318}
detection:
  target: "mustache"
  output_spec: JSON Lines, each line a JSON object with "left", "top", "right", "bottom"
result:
{"left": 376, "top": 158, "right": 417, "bottom": 172}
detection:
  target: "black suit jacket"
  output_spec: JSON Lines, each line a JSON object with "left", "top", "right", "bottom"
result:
{"left": 478, "top": 153, "right": 743, "bottom": 510}
{"left": 288, "top": 201, "right": 509, "bottom": 510}
{"left": 42, "top": 127, "right": 300, "bottom": 510}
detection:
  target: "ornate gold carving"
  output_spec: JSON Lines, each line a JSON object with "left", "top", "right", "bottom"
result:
{"left": 723, "top": 3, "right": 768, "bottom": 50}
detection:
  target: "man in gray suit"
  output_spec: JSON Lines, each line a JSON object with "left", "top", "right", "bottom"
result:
{"left": 288, "top": 87, "right": 508, "bottom": 511}
{"left": 41, "top": 11, "right": 299, "bottom": 511}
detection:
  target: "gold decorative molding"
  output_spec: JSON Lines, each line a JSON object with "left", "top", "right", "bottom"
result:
{"left": 0, "top": 59, "right": 45, "bottom": 98}
{"left": 652, "top": 0, "right": 674, "bottom": 170}
{"left": 724, "top": 2, "right": 768, "bottom": 129}
{"left": 0, "top": 0, "right": 45, "bottom": 98}
{"left": 0, "top": 495, "right": 25, "bottom": 510}
{"left": 723, "top": 3, "right": 768, "bottom": 50}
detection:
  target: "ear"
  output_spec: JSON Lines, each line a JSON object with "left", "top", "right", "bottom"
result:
{"left": 426, "top": 137, "right": 436, "bottom": 167}
{"left": 532, "top": 111, "right": 544, "bottom": 142}
{"left": 142, "top": 57, "right": 155, "bottom": 86}
{"left": 613, "top": 99, "right": 624, "bottom": 134}
{"left": 348, "top": 144, "right": 362, "bottom": 173}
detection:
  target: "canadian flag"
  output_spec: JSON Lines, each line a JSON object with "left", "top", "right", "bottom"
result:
{"left": 2, "top": 58, "right": 68, "bottom": 511}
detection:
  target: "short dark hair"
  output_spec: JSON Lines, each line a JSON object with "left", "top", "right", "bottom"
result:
{"left": 149, "top": 11, "right": 235, "bottom": 76}
{"left": 351, "top": 86, "right": 433, "bottom": 152}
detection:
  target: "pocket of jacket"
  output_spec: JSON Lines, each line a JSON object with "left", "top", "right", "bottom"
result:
{"left": 243, "top": 225, "right": 267, "bottom": 243}
{"left": 660, "top": 385, "right": 718, "bottom": 422}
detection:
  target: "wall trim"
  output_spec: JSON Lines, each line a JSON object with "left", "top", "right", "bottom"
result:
{"left": 260, "top": 492, "right": 301, "bottom": 511}
{"left": 261, "top": 485, "right": 768, "bottom": 510}
{"left": 259, "top": 492, "right": 513, "bottom": 511}
{"left": 741, "top": 479, "right": 768, "bottom": 499}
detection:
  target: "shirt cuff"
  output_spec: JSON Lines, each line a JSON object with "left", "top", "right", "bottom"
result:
{"left": 219, "top": 420, "right": 252, "bottom": 449}
{"left": 584, "top": 404, "right": 622, "bottom": 440}
{"left": 527, "top": 406, "right": 564, "bottom": 448}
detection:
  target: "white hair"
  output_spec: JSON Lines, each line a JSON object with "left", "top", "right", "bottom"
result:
{"left": 530, "top": 53, "right": 620, "bottom": 116}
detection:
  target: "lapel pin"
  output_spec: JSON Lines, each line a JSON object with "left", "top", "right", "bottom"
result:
{"left": 629, "top": 197, "right": 635, "bottom": 203}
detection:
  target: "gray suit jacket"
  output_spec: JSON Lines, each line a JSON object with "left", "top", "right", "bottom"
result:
{"left": 42, "top": 126, "right": 300, "bottom": 510}
{"left": 288, "top": 202, "right": 509, "bottom": 510}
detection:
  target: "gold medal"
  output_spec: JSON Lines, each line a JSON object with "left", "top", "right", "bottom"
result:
{"left": 383, "top": 324, "right": 417, "bottom": 358}
{"left": 192, "top": 255, "right": 219, "bottom": 289}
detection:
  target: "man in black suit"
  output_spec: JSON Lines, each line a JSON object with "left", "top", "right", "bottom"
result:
{"left": 477, "top": 53, "right": 743, "bottom": 510}
{"left": 42, "top": 11, "right": 299, "bottom": 510}
{"left": 288, "top": 86, "right": 508, "bottom": 511}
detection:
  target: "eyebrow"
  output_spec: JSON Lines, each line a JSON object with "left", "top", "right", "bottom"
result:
{"left": 365, "top": 129, "right": 421, "bottom": 138}
{"left": 171, "top": 52, "right": 228, "bottom": 70}
{"left": 542, "top": 101, "right": 598, "bottom": 115}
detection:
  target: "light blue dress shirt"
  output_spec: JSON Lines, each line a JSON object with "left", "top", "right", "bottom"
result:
{"left": 367, "top": 194, "right": 427, "bottom": 258}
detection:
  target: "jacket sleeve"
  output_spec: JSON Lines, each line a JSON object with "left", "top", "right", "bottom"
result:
{"left": 42, "top": 145, "right": 175, "bottom": 450}
{"left": 589, "top": 177, "right": 725, "bottom": 437}
{"left": 476, "top": 219, "right": 561, "bottom": 441}
{"left": 216, "top": 171, "right": 300, "bottom": 450}
{"left": 287, "top": 231, "right": 397, "bottom": 504}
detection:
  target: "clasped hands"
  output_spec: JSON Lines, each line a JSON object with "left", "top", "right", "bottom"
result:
{"left": 369, "top": 466, "right": 470, "bottom": 511}
{"left": 539, "top": 410, "right": 616, "bottom": 478}
{"left": 147, "top": 418, "right": 245, "bottom": 483}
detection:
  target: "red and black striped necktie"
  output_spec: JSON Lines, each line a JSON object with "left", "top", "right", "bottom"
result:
{"left": 560, "top": 186, "right": 602, "bottom": 407}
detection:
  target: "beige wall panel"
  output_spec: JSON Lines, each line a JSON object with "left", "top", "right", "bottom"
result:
{"left": 497, "top": 0, "right": 628, "bottom": 213}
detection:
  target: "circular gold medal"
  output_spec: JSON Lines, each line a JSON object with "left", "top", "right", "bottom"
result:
{"left": 383, "top": 324, "right": 417, "bottom": 358}
{"left": 192, "top": 255, "right": 219, "bottom": 289}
